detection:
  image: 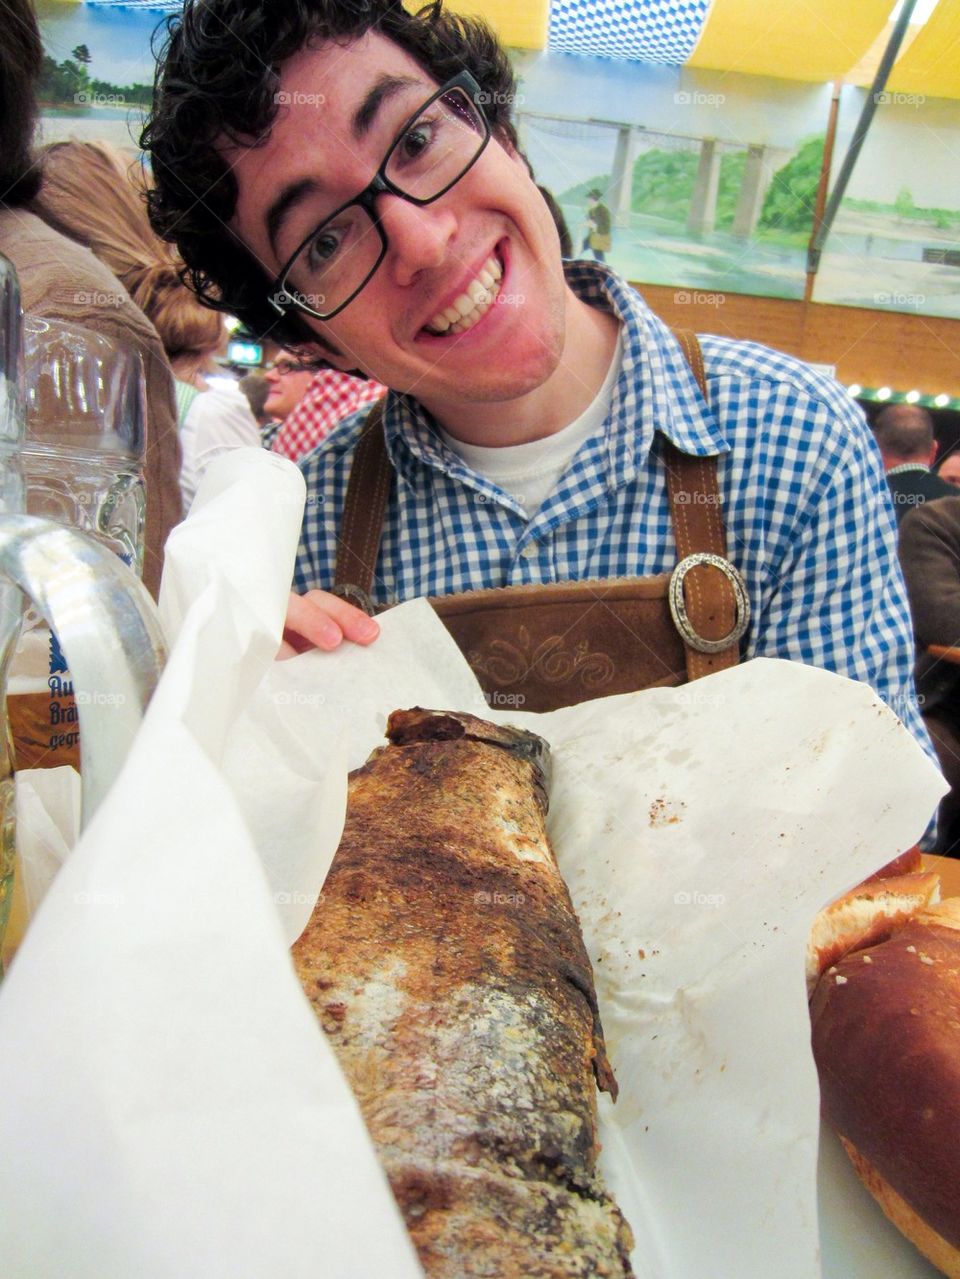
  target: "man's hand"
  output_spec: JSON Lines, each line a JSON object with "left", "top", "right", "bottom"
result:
{"left": 279, "top": 589, "right": 380, "bottom": 659}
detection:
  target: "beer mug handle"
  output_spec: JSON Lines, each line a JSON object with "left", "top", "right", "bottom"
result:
{"left": 97, "top": 471, "right": 146, "bottom": 576}
{"left": 0, "top": 515, "right": 166, "bottom": 824}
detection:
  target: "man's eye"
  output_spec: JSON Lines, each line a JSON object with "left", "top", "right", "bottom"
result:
{"left": 305, "top": 227, "right": 343, "bottom": 268}
{"left": 398, "top": 119, "right": 435, "bottom": 161}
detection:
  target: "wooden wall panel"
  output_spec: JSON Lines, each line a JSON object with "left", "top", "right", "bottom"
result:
{"left": 635, "top": 282, "right": 960, "bottom": 397}
{"left": 638, "top": 284, "right": 806, "bottom": 358}
{"left": 799, "top": 305, "right": 960, "bottom": 396}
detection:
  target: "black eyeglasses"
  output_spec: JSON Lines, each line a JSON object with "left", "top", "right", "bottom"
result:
{"left": 265, "top": 357, "right": 322, "bottom": 375}
{"left": 267, "top": 70, "right": 491, "bottom": 323}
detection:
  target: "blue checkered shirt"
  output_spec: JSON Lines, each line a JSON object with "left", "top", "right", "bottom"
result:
{"left": 295, "top": 261, "right": 930, "bottom": 756}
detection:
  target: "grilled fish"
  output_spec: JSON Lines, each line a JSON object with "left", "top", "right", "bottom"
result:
{"left": 292, "top": 708, "right": 635, "bottom": 1278}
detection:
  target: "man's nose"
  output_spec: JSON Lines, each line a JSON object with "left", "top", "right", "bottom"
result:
{"left": 376, "top": 192, "right": 457, "bottom": 287}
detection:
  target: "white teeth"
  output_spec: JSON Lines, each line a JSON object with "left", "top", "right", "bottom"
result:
{"left": 426, "top": 255, "right": 503, "bottom": 335}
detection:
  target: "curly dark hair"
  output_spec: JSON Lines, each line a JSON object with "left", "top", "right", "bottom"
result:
{"left": 142, "top": 0, "right": 520, "bottom": 349}
{"left": 0, "top": 0, "right": 44, "bottom": 208}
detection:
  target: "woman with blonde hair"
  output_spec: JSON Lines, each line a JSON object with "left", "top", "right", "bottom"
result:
{"left": 1, "top": 2, "right": 181, "bottom": 597}
{"left": 34, "top": 139, "right": 260, "bottom": 510}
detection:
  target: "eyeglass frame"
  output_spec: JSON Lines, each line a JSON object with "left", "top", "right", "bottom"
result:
{"left": 267, "top": 69, "right": 492, "bottom": 324}
{"left": 264, "top": 356, "right": 324, "bottom": 375}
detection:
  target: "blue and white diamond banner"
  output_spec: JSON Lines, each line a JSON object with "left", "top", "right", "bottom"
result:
{"left": 549, "top": 0, "right": 712, "bottom": 63}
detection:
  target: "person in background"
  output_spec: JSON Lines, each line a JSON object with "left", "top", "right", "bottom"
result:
{"left": 936, "top": 451, "right": 960, "bottom": 487}
{"left": 34, "top": 139, "right": 260, "bottom": 511}
{"left": 898, "top": 495, "right": 960, "bottom": 855}
{"left": 238, "top": 369, "right": 275, "bottom": 438}
{"left": 262, "top": 353, "right": 324, "bottom": 430}
{"left": 0, "top": 0, "right": 181, "bottom": 598}
{"left": 870, "top": 402, "right": 954, "bottom": 523}
{"left": 269, "top": 360, "right": 386, "bottom": 463}
{"left": 581, "top": 188, "right": 612, "bottom": 264}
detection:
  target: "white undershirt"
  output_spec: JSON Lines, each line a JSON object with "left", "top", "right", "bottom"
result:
{"left": 439, "top": 330, "right": 624, "bottom": 517}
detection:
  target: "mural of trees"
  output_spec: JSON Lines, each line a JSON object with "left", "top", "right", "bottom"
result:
{"left": 757, "top": 135, "right": 825, "bottom": 233}
{"left": 37, "top": 46, "right": 153, "bottom": 106}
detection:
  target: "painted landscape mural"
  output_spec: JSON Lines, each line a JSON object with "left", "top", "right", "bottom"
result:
{"left": 32, "top": 1, "right": 960, "bottom": 320}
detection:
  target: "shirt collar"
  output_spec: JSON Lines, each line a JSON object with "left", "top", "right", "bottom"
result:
{"left": 562, "top": 262, "right": 729, "bottom": 485}
{"left": 380, "top": 260, "right": 729, "bottom": 491}
{"left": 886, "top": 462, "right": 931, "bottom": 476}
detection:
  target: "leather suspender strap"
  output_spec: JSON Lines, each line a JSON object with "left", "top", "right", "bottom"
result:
{"left": 664, "top": 329, "right": 746, "bottom": 680}
{"left": 663, "top": 441, "right": 742, "bottom": 679}
{"left": 333, "top": 399, "right": 388, "bottom": 602}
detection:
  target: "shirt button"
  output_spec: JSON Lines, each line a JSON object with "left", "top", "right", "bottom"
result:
{"left": 521, "top": 543, "right": 538, "bottom": 560}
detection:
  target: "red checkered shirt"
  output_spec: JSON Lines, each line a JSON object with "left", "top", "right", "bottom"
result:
{"left": 271, "top": 368, "right": 386, "bottom": 462}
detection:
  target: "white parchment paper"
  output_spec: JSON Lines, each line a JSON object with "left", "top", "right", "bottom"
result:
{"left": 0, "top": 447, "right": 945, "bottom": 1279}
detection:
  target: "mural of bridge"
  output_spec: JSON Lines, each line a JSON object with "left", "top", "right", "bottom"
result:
{"left": 517, "top": 109, "right": 791, "bottom": 238}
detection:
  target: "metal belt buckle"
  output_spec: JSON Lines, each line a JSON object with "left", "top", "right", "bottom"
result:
{"left": 668, "top": 552, "right": 750, "bottom": 654}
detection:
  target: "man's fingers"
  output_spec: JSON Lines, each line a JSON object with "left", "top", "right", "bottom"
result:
{"left": 304, "top": 591, "right": 380, "bottom": 645}
{"left": 281, "top": 590, "right": 379, "bottom": 657}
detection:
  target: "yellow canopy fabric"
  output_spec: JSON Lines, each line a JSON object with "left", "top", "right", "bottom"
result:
{"left": 688, "top": 0, "right": 892, "bottom": 81}
{"left": 846, "top": 20, "right": 925, "bottom": 88}
{"left": 888, "top": 0, "right": 960, "bottom": 97}
{"left": 440, "top": 0, "right": 549, "bottom": 49}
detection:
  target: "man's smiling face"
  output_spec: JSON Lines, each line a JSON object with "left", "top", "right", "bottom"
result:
{"left": 224, "top": 31, "right": 568, "bottom": 430}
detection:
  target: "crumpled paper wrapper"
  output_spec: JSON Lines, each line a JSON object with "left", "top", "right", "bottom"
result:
{"left": 0, "top": 447, "right": 945, "bottom": 1279}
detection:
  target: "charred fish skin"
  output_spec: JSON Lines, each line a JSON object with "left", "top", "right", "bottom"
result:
{"left": 293, "top": 709, "right": 635, "bottom": 1278}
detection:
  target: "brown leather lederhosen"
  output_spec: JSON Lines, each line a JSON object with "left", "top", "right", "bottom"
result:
{"left": 332, "top": 330, "right": 749, "bottom": 713}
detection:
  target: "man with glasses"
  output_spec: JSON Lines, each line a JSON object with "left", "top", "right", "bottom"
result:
{"left": 262, "top": 355, "right": 325, "bottom": 430}
{"left": 266, "top": 357, "right": 386, "bottom": 463}
{"left": 142, "top": 0, "right": 929, "bottom": 756}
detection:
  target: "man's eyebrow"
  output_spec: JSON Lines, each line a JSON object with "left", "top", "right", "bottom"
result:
{"left": 353, "top": 73, "right": 424, "bottom": 140}
{"left": 264, "top": 75, "right": 425, "bottom": 256}
{"left": 266, "top": 177, "right": 321, "bottom": 257}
